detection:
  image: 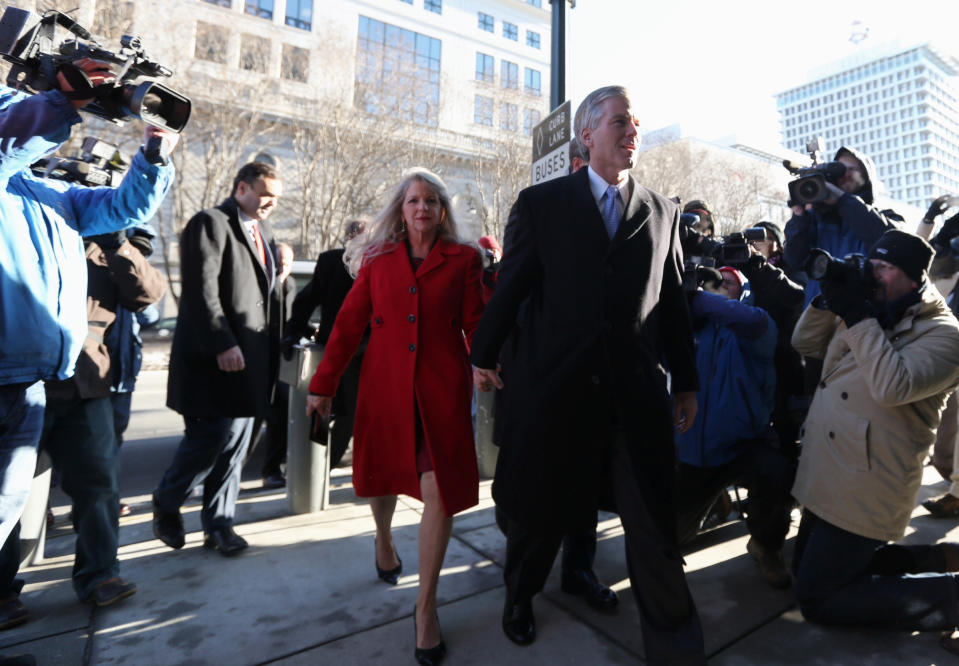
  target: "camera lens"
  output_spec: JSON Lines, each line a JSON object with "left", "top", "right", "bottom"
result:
{"left": 798, "top": 180, "right": 821, "bottom": 201}
{"left": 809, "top": 253, "right": 830, "bottom": 281}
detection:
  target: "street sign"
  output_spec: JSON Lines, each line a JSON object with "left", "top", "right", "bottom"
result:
{"left": 531, "top": 100, "right": 571, "bottom": 185}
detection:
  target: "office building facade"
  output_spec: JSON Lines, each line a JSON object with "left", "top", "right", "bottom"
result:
{"left": 776, "top": 43, "right": 959, "bottom": 211}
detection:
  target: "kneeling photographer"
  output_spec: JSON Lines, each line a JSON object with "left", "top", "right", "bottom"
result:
{"left": 791, "top": 230, "right": 959, "bottom": 655}
{"left": 674, "top": 260, "right": 797, "bottom": 589}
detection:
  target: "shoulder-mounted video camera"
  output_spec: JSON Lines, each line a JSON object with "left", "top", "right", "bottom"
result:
{"left": 31, "top": 136, "right": 129, "bottom": 187}
{"left": 680, "top": 213, "right": 766, "bottom": 266}
{"left": 804, "top": 248, "right": 876, "bottom": 291}
{"left": 782, "top": 136, "right": 846, "bottom": 206}
{"left": 0, "top": 8, "right": 190, "bottom": 132}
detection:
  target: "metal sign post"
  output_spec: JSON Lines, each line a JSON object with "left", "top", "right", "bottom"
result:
{"left": 530, "top": 99, "right": 571, "bottom": 186}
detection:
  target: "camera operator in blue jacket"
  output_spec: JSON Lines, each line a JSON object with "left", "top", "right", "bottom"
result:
{"left": 675, "top": 266, "right": 797, "bottom": 589}
{"left": 0, "top": 59, "right": 175, "bottom": 628}
{"left": 784, "top": 146, "right": 898, "bottom": 307}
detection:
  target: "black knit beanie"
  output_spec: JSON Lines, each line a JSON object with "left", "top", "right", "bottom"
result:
{"left": 867, "top": 229, "right": 934, "bottom": 284}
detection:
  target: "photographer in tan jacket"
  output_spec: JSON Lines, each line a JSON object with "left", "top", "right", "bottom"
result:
{"left": 791, "top": 229, "right": 959, "bottom": 656}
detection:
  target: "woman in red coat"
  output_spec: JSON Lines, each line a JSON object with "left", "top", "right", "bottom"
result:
{"left": 306, "top": 168, "right": 483, "bottom": 665}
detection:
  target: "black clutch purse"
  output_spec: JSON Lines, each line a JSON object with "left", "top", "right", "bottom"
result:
{"left": 310, "top": 412, "right": 330, "bottom": 446}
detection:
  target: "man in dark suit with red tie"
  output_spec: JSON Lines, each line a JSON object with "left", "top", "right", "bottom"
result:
{"left": 471, "top": 86, "right": 706, "bottom": 664}
{"left": 153, "top": 162, "right": 282, "bottom": 557}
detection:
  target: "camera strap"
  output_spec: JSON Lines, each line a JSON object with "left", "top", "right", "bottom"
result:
{"left": 55, "top": 63, "right": 96, "bottom": 100}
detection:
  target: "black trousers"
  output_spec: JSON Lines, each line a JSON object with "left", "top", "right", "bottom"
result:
{"left": 495, "top": 504, "right": 597, "bottom": 577}
{"left": 675, "top": 434, "right": 796, "bottom": 549}
{"left": 260, "top": 383, "right": 289, "bottom": 478}
{"left": 503, "top": 431, "right": 706, "bottom": 665}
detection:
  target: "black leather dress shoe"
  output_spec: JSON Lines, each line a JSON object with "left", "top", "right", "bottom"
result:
{"left": 502, "top": 599, "right": 535, "bottom": 646}
{"left": 203, "top": 526, "right": 249, "bottom": 557}
{"left": 152, "top": 493, "right": 185, "bottom": 550}
{"left": 561, "top": 568, "right": 619, "bottom": 612}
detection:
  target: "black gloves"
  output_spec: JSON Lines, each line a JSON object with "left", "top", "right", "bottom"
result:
{"left": 743, "top": 252, "right": 766, "bottom": 273}
{"left": 281, "top": 335, "right": 298, "bottom": 361}
{"left": 142, "top": 135, "right": 170, "bottom": 165}
{"left": 86, "top": 231, "right": 126, "bottom": 251}
{"left": 819, "top": 273, "right": 873, "bottom": 326}
{"left": 924, "top": 195, "right": 954, "bottom": 224}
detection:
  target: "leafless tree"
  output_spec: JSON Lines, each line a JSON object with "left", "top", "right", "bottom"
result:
{"left": 634, "top": 139, "right": 784, "bottom": 235}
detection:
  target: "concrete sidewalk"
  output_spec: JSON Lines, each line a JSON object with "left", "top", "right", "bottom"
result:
{"left": 2, "top": 371, "right": 958, "bottom": 665}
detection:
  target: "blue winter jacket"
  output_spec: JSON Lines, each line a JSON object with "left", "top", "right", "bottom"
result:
{"left": 675, "top": 283, "right": 777, "bottom": 467}
{"left": 0, "top": 87, "right": 174, "bottom": 384}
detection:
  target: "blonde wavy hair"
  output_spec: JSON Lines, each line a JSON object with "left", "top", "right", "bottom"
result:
{"left": 344, "top": 167, "right": 462, "bottom": 277}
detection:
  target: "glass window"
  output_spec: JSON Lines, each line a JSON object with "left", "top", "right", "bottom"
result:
{"left": 424, "top": 0, "right": 441, "bottom": 14}
{"left": 524, "top": 108, "right": 541, "bottom": 136}
{"left": 526, "top": 0, "right": 542, "bottom": 6}
{"left": 245, "top": 0, "right": 273, "bottom": 19}
{"left": 478, "top": 12, "right": 494, "bottom": 32}
{"left": 195, "top": 21, "right": 228, "bottom": 64}
{"left": 203, "top": 0, "right": 231, "bottom": 6}
{"left": 502, "top": 60, "right": 518, "bottom": 89}
{"left": 503, "top": 21, "right": 517, "bottom": 41}
{"left": 501, "top": 103, "right": 518, "bottom": 132}
{"left": 474, "top": 95, "right": 493, "bottom": 126}
{"left": 526, "top": 30, "right": 540, "bottom": 49}
{"left": 524, "top": 67, "right": 541, "bottom": 95}
{"left": 355, "top": 16, "right": 442, "bottom": 127}
{"left": 476, "top": 52, "right": 494, "bottom": 83}
{"left": 286, "top": 0, "right": 312, "bottom": 30}
{"left": 240, "top": 34, "right": 270, "bottom": 73}
{"left": 399, "top": 0, "right": 413, "bottom": 3}
{"left": 281, "top": 44, "right": 309, "bottom": 83}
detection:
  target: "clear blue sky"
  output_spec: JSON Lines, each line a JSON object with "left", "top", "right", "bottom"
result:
{"left": 565, "top": 0, "right": 957, "bottom": 145}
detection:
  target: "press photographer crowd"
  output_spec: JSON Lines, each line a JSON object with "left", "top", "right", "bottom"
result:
{"left": 4, "top": 6, "right": 959, "bottom": 666}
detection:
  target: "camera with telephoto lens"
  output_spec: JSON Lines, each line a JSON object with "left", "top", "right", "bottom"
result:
{"left": 31, "top": 136, "right": 129, "bottom": 187}
{"left": 782, "top": 136, "right": 846, "bottom": 206}
{"left": 0, "top": 8, "right": 191, "bottom": 132}
{"left": 804, "top": 248, "right": 876, "bottom": 291}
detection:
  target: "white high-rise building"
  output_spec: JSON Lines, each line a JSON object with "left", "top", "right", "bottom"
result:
{"left": 776, "top": 43, "right": 959, "bottom": 211}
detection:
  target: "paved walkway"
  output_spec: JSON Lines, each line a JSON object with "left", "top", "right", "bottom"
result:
{"left": 1, "top": 371, "right": 957, "bottom": 665}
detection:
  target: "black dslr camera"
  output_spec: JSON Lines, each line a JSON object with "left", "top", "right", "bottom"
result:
{"left": 0, "top": 8, "right": 191, "bottom": 132}
{"left": 804, "top": 248, "right": 875, "bottom": 290}
{"left": 31, "top": 136, "right": 129, "bottom": 187}
{"left": 783, "top": 136, "right": 846, "bottom": 206}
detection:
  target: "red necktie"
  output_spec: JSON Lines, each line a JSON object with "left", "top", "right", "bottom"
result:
{"left": 251, "top": 222, "right": 266, "bottom": 266}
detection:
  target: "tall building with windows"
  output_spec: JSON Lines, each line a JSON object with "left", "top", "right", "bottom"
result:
{"left": 776, "top": 43, "right": 959, "bottom": 210}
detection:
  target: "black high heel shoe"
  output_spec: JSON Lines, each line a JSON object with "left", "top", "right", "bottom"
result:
{"left": 374, "top": 538, "right": 402, "bottom": 585}
{"left": 413, "top": 604, "right": 446, "bottom": 666}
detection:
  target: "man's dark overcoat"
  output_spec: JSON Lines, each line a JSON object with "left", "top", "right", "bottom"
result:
{"left": 167, "top": 197, "right": 278, "bottom": 418}
{"left": 286, "top": 248, "right": 354, "bottom": 345}
{"left": 470, "top": 167, "right": 698, "bottom": 534}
